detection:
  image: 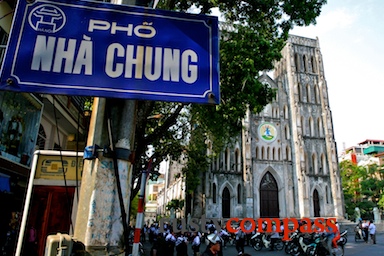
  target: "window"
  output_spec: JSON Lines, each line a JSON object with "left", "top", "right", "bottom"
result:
{"left": 212, "top": 183, "right": 217, "bottom": 203}
{"left": 225, "top": 147, "right": 230, "bottom": 171}
{"left": 309, "top": 117, "right": 314, "bottom": 137}
{"left": 305, "top": 153, "right": 310, "bottom": 173}
{"left": 311, "top": 56, "right": 317, "bottom": 73}
{"left": 295, "top": 53, "right": 300, "bottom": 71}
{"left": 286, "top": 146, "right": 291, "bottom": 161}
{"left": 36, "top": 124, "right": 46, "bottom": 149}
{"left": 314, "top": 85, "right": 319, "bottom": 104}
{"left": 285, "top": 125, "right": 290, "bottom": 140}
{"left": 301, "top": 116, "right": 305, "bottom": 136}
{"left": 298, "top": 83, "right": 302, "bottom": 101}
{"left": 237, "top": 184, "right": 241, "bottom": 204}
{"left": 321, "top": 154, "right": 327, "bottom": 175}
{"left": 235, "top": 149, "right": 240, "bottom": 172}
{"left": 303, "top": 55, "right": 307, "bottom": 72}
{"left": 318, "top": 117, "right": 324, "bottom": 137}
{"left": 312, "top": 153, "right": 317, "bottom": 174}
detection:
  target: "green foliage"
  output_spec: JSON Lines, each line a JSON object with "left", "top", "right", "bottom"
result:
{"left": 130, "top": 194, "right": 140, "bottom": 220}
{"left": 182, "top": 119, "right": 210, "bottom": 194}
{"left": 166, "top": 199, "right": 185, "bottom": 212}
{"left": 83, "top": 97, "right": 93, "bottom": 111}
{"left": 340, "top": 160, "right": 384, "bottom": 219}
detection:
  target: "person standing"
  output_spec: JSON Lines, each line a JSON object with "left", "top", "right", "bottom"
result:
{"left": 362, "top": 220, "right": 369, "bottom": 243}
{"left": 368, "top": 220, "right": 376, "bottom": 244}
{"left": 175, "top": 233, "right": 188, "bottom": 256}
{"left": 235, "top": 227, "right": 245, "bottom": 255}
{"left": 244, "top": 221, "right": 253, "bottom": 246}
{"left": 191, "top": 232, "right": 201, "bottom": 256}
{"left": 269, "top": 221, "right": 280, "bottom": 251}
{"left": 165, "top": 230, "right": 177, "bottom": 255}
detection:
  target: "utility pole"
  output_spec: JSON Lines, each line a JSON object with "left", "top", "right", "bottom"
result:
{"left": 74, "top": 1, "right": 153, "bottom": 255}
{"left": 74, "top": 98, "right": 137, "bottom": 255}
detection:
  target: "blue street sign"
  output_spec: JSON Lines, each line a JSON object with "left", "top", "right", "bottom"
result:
{"left": 0, "top": 0, "right": 219, "bottom": 104}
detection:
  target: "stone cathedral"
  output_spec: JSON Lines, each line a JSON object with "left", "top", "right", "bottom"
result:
{"left": 202, "top": 35, "right": 344, "bottom": 220}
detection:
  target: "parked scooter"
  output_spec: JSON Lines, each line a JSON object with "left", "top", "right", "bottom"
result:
{"left": 290, "top": 232, "right": 320, "bottom": 256}
{"left": 250, "top": 232, "right": 284, "bottom": 251}
{"left": 284, "top": 230, "right": 300, "bottom": 254}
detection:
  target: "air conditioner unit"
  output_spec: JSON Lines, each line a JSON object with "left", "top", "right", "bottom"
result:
{"left": 44, "top": 233, "right": 73, "bottom": 256}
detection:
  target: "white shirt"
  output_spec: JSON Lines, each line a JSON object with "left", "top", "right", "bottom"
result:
{"left": 368, "top": 223, "right": 376, "bottom": 235}
{"left": 270, "top": 225, "right": 280, "bottom": 238}
{"left": 235, "top": 229, "right": 245, "bottom": 239}
{"left": 166, "top": 233, "right": 176, "bottom": 242}
{"left": 219, "top": 229, "right": 229, "bottom": 237}
{"left": 192, "top": 235, "right": 200, "bottom": 246}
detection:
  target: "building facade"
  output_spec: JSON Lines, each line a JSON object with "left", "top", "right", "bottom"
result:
{"left": 0, "top": 3, "right": 90, "bottom": 251}
{"left": 202, "top": 35, "right": 344, "bottom": 220}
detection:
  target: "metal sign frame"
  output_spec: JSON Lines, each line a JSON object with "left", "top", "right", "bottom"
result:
{"left": 0, "top": 0, "right": 220, "bottom": 104}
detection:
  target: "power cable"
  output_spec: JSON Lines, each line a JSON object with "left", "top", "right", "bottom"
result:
{"left": 52, "top": 97, "right": 74, "bottom": 234}
{"left": 106, "top": 99, "right": 130, "bottom": 256}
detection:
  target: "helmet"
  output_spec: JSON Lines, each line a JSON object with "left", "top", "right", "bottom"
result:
{"left": 272, "top": 221, "right": 276, "bottom": 225}
{"left": 206, "top": 233, "right": 221, "bottom": 245}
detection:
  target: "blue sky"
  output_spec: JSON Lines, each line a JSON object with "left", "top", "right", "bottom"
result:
{"left": 290, "top": 0, "right": 384, "bottom": 153}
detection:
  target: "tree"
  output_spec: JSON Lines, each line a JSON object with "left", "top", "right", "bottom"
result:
{"left": 129, "top": 0, "right": 328, "bottom": 213}
{"left": 340, "top": 160, "right": 384, "bottom": 219}
{"left": 166, "top": 199, "right": 185, "bottom": 213}
{"left": 130, "top": 194, "right": 140, "bottom": 221}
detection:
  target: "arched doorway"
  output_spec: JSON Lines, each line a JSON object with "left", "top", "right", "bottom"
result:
{"left": 222, "top": 187, "right": 230, "bottom": 218}
{"left": 260, "top": 172, "right": 279, "bottom": 217}
{"left": 313, "top": 189, "right": 320, "bottom": 217}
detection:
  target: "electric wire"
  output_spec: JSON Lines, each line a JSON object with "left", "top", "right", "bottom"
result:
{"left": 106, "top": 99, "right": 130, "bottom": 256}
{"left": 52, "top": 97, "right": 74, "bottom": 234}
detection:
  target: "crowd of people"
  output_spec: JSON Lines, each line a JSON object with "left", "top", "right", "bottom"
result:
{"left": 140, "top": 217, "right": 377, "bottom": 256}
{"left": 142, "top": 220, "right": 253, "bottom": 256}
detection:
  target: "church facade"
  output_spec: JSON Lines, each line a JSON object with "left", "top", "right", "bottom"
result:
{"left": 203, "top": 35, "right": 344, "bottom": 220}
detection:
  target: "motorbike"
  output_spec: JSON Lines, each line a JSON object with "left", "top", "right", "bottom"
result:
{"left": 250, "top": 232, "right": 284, "bottom": 251}
{"left": 289, "top": 232, "right": 319, "bottom": 256}
{"left": 354, "top": 225, "right": 366, "bottom": 242}
{"left": 284, "top": 231, "right": 300, "bottom": 255}
{"left": 288, "top": 230, "right": 347, "bottom": 256}
{"left": 339, "top": 230, "right": 348, "bottom": 245}
{"left": 315, "top": 234, "right": 346, "bottom": 256}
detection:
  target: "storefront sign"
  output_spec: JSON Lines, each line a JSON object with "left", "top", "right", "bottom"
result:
{"left": 0, "top": 0, "right": 220, "bottom": 104}
{"left": 35, "top": 154, "right": 83, "bottom": 180}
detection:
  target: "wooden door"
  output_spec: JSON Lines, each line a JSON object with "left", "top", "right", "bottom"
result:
{"left": 222, "top": 187, "right": 230, "bottom": 218}
{"left": 260, "top": 172, "right": 279, "bottom": 217}
{"left": 313, "top": 189, "right": 320, "bottom": 217}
